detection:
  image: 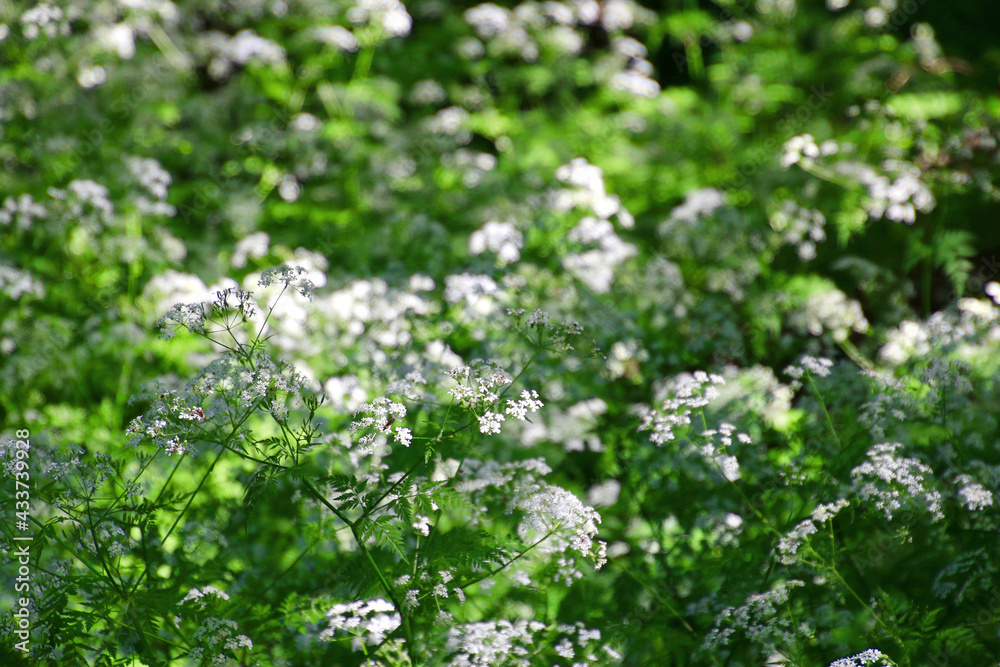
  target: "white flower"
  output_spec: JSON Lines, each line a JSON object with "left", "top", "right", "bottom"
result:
{"left": 790, "top": 288, "right": 868, "bottom": 342}
{"left": 505, "top": 390, "right": 544, "bottom": 420}
{"left": 320, "top": 599, "right": 401, "bottom": 649}
{"left": 479, "top": 411, "right": 505, "bottom": 434}
{"left": 587, "top": 480, "right": 621, "bottom": 507}
{"left": 955, "top": 475, "right": 993, "bottom": 511}
{"left": 851, "top": 443, "right": 943, "bottom": 521}
{"left": 829, "top": 648, "right": 894, "bottom": 667}
{"left": 127, "top": 157, "right": 172, "bottom": 200}
{"left": 394, "top": 426, "right": 413, "bottom": 447}
{"left": 231, "top": 232, "right": 270, "bottom": 269}
{"left": 639, "top": 371, "right": 725, "bottom": 445}
{"left": 781, "top": 134, "right": 820, "bottom": 168}
{"left": 314, "top": 25, "right": 360, "bottom": 52}
{"left": 609, "top": 70, "right": 660, "bottom": 98}
{"left": 469, "top": 221, "right": 523, "bottom": 264}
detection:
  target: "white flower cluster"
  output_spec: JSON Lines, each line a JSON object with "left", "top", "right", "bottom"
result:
{"left": 146, "top": 273, "right": 240, "bottom": 333}
{"left": 606, "top": 339, "right": 649, "bottom": 380}
{"left": 770, "top": 200, "right": 826, "bottom": 260}
{"left": 445, "top": 619, "right": 621, "bottom": 667}
{"left": 206, "top": 29, "right": 285, "bottom": 79}
{"left": 703, "top": 512, "right": 744, "bottom": 547}
{"left": 562, "top": 216, "right": 638, "bottom": 294}
{"left": 126, "top": 389, "right": 207, "bottom": 456}
{"left": 189, "top": 350, "right": 305, "bottom": 420}
{"left": 412, "top": 514, "right": 431, "bottom": 536}
{"left": 347, "top": 0, "right": 412, "bottom": 38}
{"left": 127, "top": 156, "right": 176, "bottom": 217}
{"left": 704, "top": 580, "right": 806, "bottom": 654}
{"left": 878, "top": 319, "right": 931, "bottom": 365}
{"left": 789, "top": 287, "right": 869, "bottom": 342}
{"left": 313, "top": 275, "right": 433, "bottom": 354}
{"left": 667, "top": 187, "right": 727, "bottom": 224}
{"left": 320, "top": 598, "right": 401, "bottom": 651}
{"left": 176, "top": 586, "right": 253, "bottom": 662}
{"left": 20, "top": 3, "right": 70, "bottom": 40}
{"left": 0, "top": 194, "right": 46, "bottom": 230}
{"left": 409, "top": 79, "right": 447, "bottom": 105}
{"left": 127, "top": 156, "right": 171, "bottom": 200}
{"left": 203, "top": 29, "right": 286, "bottom": 79}
{"left": 505, "top": 389, "right": 544, "bottom": 420}
{"left": 425, "top": 106, "right": 470, "bottom": 142}
{"left": 506, "top": 308, "right": 585, "bottom": 350}
{"left": 88, "top": 520, "right": 138, "bottom": 558}
{"left": 456, "top": 457, "right": 553, "bottom": 495}
{"left": 954, "top": 474, "right": 993, "bottom": 511}
{"left": 0, "top": 265, "right": 46, "bottom": 300}
{"left": 552, "top": 158, "right": 634, "bottom": 227}
{"left": 447, "top": 360, "right": 512, "bottom": 408}
{"left": 638, "top": 371, "right": 725, "bottom": 445}
{"left": 851, "top": 442, "right": 944, "bottom": 521}
{"left": 187, "top": 617, "right": 254, "bottom": 665}
{"left": 775, "top": 499, "right": 849, "bottom": 564}
{"left": 77, "top": 64, "right": 108, "bottom": 89}
{"left": 920, "top": 358, "right": 973, "bottom": 404}
{"left": 463, "top": 1, "right": 597, "bottom": 62}
{"left": 783, "top": 355, "right": 833, "bottom": 390}
{"left": 443, "top": 149, "right": 498, "bottom": 188}
{"left": 828, "top": 649, "right": 894, "bottom": 667}
{"left": 696, "top": 422, "right": 751, "bottom": 482}
{"left": 479, "top": 410, "right": 505, "bottom": 434}
{"left": 879, "top": 297, "right": 1000, "bottom": 365}
{"left": 512, "top": 482, "right": 604, "bottom": 576}
{"left": 385, "top": 370, "right": 428, "bottom": 400}
{"left": 257, "top": 264, "right": 316, "bottom": 301}
{"left": 443, "top": 273, "right": 499, "bottom": 317}
{"left": 313, "top": 25, "right": 361, "bottom": 52}
{"left": 477, "top": 388, "right": 544, "bottom": 434}
{"left": 858, "top": 370, "right": 922, "bottom": 441}
{"left": 95, "top": 22, "right": 137, "bottom": 60}
{"left": 180, "top": 586, "right": 231, "bottom": 606}
{"left": 780, "top": 134, "right": 839, "bottom": 168}
{"left": 835, "top": 160, "right": 935, "bottom": 224}
{"left": 455, "top": 456, "right": 606, "bottom": 578}
{"left": 48, "top": 180, "right": 115, "bottom": 227}
{"left": 469, "top": 221, "right": 523, "bottom": 265}
{"left": 230, "top": 232, "right": 270, "bottom": 269}
{"left": 607, "top": 36, "right": 660, "bottom": 98}
{"left": 350, "top": 397, "right": 411, "bottom": 453}
{"left": 399, "top": 568, "right": 468, "bottom": 611}
{"left": 156, "top": 301, "right": 208, "bottom": 340}
{"left": 587, "top": 479, "right": 621, "bottom": 508}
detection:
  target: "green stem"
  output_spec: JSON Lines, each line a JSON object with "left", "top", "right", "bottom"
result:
{"left": 300, "top": 479, "right": 418, "bottom": 665}
{"left": 807, "top": 374, "right": 842, "bottom": 450}
{"left": 611, "top": 560, "right": 696, "bottom": 636}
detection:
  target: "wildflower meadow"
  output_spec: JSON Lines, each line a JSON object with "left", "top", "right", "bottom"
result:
{"left": 1, "top": 0, "right": 999, "bottom": 665}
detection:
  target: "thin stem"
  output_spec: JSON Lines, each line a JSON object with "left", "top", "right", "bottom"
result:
{"left": 446, "top": 528, "right": 559, "bottom": 596}
{"left": 364, "top": 458, "right": 424, "bottom": 519}
{"left": 300, "top": 479, "right": 418, "bottom": 665}
{"left": 807, "top": 374, "right": 842, "bottom": 450}
{"left": 611, "top": 560, "right": 697, "bottom": 636}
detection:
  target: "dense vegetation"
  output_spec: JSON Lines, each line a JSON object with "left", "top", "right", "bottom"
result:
{"left": 2, "top": 0, "right": 1000, "bottom": 665}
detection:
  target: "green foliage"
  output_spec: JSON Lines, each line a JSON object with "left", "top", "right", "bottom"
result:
{"left": 2, "top": 0, "right": 1000, "bottom": 665}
